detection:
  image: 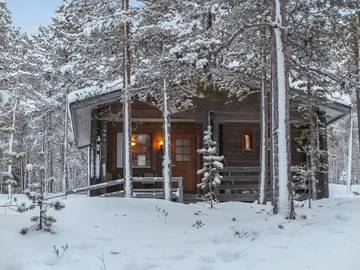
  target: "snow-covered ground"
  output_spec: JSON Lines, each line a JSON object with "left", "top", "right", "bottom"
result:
{"left": 0, "top": 184, "right": 359, "bottom": 270}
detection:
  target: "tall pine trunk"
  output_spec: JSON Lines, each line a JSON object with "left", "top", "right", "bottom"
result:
{"left": 355, "top": 16, "right": 360, "bottom": 167}
{"left": 259, "top": 29, "right": 268, "bottom": 205}
{"left": 347, "top": 111, "right": 353, "bottom": 192}
{"left": 271, "top": 0, "right": 295, "bottom": 219}
{"left": 162, "top": 78, "right": 172, "bottom": 201}
{"left": 123, "top": 0, "right": 133, "bottom": 197}
{"left": 62, "top": 87, "right": 69, "bottom": 192}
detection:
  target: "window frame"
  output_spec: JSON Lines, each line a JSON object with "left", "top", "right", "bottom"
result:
{"left": 175, "top": 138, "right": 192, "bottom": 162}
{"left": 116, "top": 132, "right": 153, "bottom": 169}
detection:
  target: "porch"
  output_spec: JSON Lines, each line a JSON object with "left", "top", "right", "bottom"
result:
{"left": 88, "top": 166, "right": 265, "bottom": 203}
{"left": 69, "top": 87, "right": 350, "bottom": 203}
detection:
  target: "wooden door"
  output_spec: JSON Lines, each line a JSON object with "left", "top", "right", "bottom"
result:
{"left": 172, "top": 132, "right": 198, "bottom": 193}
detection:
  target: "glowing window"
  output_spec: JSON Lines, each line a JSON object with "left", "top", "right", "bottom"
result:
{"left": 117, "top": 133, "right": 151, "bottom": 168}
{"left": 244, "top": 133, "right": 253, "bottom": 150}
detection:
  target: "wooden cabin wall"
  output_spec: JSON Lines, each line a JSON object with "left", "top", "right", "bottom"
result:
{"left": 88, "top": 93, "right": 329, "bottom": 198}
{"left": 290, "top": 126, "right": 306, "bottom": 166}
{"left": 221, "top": 123, "right": 260, "bottom": 167}
{"left": 105, "top": 119, "right": 202, "bottom": 182}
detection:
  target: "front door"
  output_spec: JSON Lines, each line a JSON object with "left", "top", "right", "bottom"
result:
{"left": 172, "top": 132, "right": 198, "bottom": 193}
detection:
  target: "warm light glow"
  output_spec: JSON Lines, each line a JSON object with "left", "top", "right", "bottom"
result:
{"left": 131, "top": 135, "right": 137, "bottom": 147}
{"left": 245, "top": 134, "right": 252, "bottom": 150}
{"left": 154, "top": 133, "right": 164, "bottom": 150}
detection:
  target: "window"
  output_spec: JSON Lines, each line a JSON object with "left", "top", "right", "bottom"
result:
{"left": 244, "top": 132, "right": 253, "bottom": 150}
{"left": 176, "top": 139, "right": 191, "bottom": 161}
{"left": 117, "top": 133, "right": 152, "bottom": 168}
{"left": 131, "top": 134, "right": 151, "bottom": 167}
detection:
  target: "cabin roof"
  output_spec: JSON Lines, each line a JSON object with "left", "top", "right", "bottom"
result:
{"left": 69, "top": 84, "right": 351, "bottom": 148}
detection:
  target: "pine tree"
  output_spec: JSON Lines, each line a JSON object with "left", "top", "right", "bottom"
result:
{"left": 197, "top": 126, "right": 224, "bottom": 208}
{"left": 271, "top": 0, "right": 295, "bottom": 219}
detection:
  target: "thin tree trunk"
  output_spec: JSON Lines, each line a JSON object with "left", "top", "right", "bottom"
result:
{"left": 307, "top": 81, "right": 318, "bottom": 202}
{"left": 47, "top": 111, "right": 53, "bottom": 193}
{"left": 271, "top": 0, "right": 294, "bottom": 219}
{"left": 355, "top": 16, "right": 360, "bottom": 162}
{"left": 162, "top": 78, "right": 172, "bottom": 201}
{"left": 41, "top": 116, "right": 46, "bottom": 194}
{"left": 347, "top": 111, "right": 353, "bottom": 192}
{"left": 7, "top": 95, "right": 20, "bottom": 199}
{"left": 62, "top": 88, "right": 69, "bottom": 192}
{"left": 259, "top": 29, "right": 268, "bottom": 205}
{"left": 123, "top": 0, "right": 133, "bottom": 197}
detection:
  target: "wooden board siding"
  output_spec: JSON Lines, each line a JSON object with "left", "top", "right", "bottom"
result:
{"left": 100, "top": 97, "right": 308, "bottom": 178}
{"left": 88, "top": 93, "right": 329, "bottom": 200}
{"left": 290, "top": 125, "right": 306, "bottom": 166}
{"left": 105, "top": 119, "right": 202, "bottom": 184}
{"left": 222, "top": 123, "right": 260, "bottom": 167}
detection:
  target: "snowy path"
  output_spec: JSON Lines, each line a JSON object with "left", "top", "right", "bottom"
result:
{"left": 0, "top": 185, "right": 359, "bottom": 270}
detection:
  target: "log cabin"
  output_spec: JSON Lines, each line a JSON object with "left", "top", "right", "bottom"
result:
{"left": 68, "top": 84, "right": 351, "bottom": 203}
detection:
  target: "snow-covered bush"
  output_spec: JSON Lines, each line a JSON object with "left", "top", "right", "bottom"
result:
{"left": 197, "top": 126, "right": 224, "bottom": 208}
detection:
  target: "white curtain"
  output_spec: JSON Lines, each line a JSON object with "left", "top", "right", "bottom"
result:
{"left": 117, "top": 133, "right": 123, "bottom": 168}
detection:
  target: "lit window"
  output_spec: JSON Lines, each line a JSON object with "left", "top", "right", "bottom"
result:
{"left": 117, "top": 133, "right": 152, "bottom": 168}
{"left": 244, "top": 133, "right": 253, "bottom": 150}
{"left": 131, "top": 134, "right": 152, "bottom": 167}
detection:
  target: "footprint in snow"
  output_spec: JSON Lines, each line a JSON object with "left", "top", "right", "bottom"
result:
{"left": 200, "top": 256, "right": 216, "bottom": 264}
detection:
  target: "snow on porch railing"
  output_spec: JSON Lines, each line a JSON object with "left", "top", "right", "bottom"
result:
{"left": 132, "top": 177, "right": 183, "bottom": 203}
{"left": 102, "top": 177, "right": 184, "bottom": 203}
{"left": 45, "top": 178, "right": 126, "bottom": 200}
{"left": 47, "top": 177, "right": 184, "bottom": 203}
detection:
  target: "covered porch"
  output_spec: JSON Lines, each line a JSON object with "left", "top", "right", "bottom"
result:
{"left": 69, "top": 86, "right": 351, "bottom": 203}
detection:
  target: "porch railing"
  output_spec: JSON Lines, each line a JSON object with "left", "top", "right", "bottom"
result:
{"left": 99, "top": 177, "right": 184, "bottom": 203}
{"left": 217, "top": 166, "right": 263, "bottom": 202}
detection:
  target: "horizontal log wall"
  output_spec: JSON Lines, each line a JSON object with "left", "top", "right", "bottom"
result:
{"left": 89, "top": 93, "right": 324, "bottom": 199}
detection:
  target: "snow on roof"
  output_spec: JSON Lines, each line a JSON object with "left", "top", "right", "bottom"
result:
{"left": 290, "top": 79, "right": 352, "bottom": 107}
{"left": 326, "top": 92, "right": 352, "bottom": 107}
{"left": 68, "top": 80, "right": 122, "bottom": 104}
{"left": 0, "top": 90, "right": 10, "bottom": 108}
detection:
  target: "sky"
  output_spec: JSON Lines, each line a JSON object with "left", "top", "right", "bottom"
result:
{"left": 6, "top": 0, "right": 141, "bottom": 34}
{"left": 7, "top": 0, "right": 63, "bottom": 33}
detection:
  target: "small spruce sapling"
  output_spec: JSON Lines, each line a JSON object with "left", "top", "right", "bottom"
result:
{"left": 17, "top": 177, "right": 65, "bottom": 234}
{"left": 197, "top": 126, "right": 224, "bottom": 208}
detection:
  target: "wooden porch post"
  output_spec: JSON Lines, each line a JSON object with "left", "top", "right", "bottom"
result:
{"left": 163, "top": 78, "right": 172, "bottom": 201}
{"left": 318, "top": 112, "right": 329, "bottom": 198}
{"left": 89, "top": 112, "right": 98, "bottom": 196}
